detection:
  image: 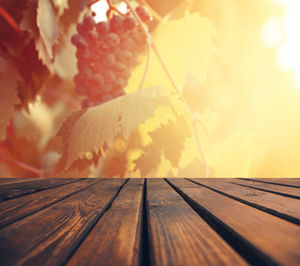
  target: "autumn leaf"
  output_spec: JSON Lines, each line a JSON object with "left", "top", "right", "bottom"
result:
{"left": 20, "top": 1, "right": 60, "bottom": 70}
{"left": 92, "top": 129, "right": 144, "bottom": 177}
{"left": 59, "top": 0, "right": 90, "bottom": 32}
{"left": 37, "top": 0, "right": 60, "bottom": 60}
{"left": 0, "top": 57, "right": 20, "bottom": 140}
{"left": 20, "top": 2, "right": 50, "bottom": 68}
{"left": 134, "top": 144, "right": 161, "bottom": 177}
{"left": 134, "top": 117, "right": 190, "bottom": 176}
{"left": 149, "top": 117, "right": 190, "bottom": 166}
{"left": 96, "top": 148, "right": 128, "bottom": 178}
{"left": 57, "top": 86, "right": 171, "bottom": 171}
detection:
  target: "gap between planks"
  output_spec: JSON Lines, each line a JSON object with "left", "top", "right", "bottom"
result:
{"left": 167, "top": 178, "right": 300, "bottom": 266}
{"left": 0, "top": 178, "right": 82, "bottom": 202}
{"left": 232, "top": 180, "right": 300, "bottom": 199}
{"left": 0, "top": 179, "right": 107, "bottom": 228}
{"left": 0, "top": 179, "right": 127, "bottom": 266}
{"left": 1, "top": 178, "right": 299, "bottom": 266}
{"left": 187, "top": 178, "right": 300, "bottom": 226}
{"left": 242, "top": 178, "right": 300, "bottom": 188}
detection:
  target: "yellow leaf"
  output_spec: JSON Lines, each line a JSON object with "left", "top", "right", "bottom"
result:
{"left": 57, "top": 86, "right": 171, "bottom": 170}
{"left": 134, "top": 117, "right": 190, "bottom": 176}
{"left": 37, "top": 0, "right": 60, "bottom": 59}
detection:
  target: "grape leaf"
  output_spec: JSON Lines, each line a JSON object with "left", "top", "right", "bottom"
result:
{"left": 134, "top": 117, "right": 190, "bottom": 176}
{"left": 92, "top": 129, "right": 144, "bottom": 178}
{"left": 96, "top": 149, "right": 128, "bottom": 178}
{"left": 59, "top": 0, "right": 90, "bottom": 32}
{"left": 37, "top": 0, "right": 60, "bottom": 60}
{"left": 57, "top": 86, "right": 171, "bottom": 171}
{"left": 0, "top": 57, "right": 20, "bottom": 140}
{"left": 20, "top": 2, "right": 52, "bottom": 69}
{"left": 20, "top": 0, "right": 61, "bottom": 70}
{"left": 134, "top": 144, "right": 162, "bottom": 177}
{"left": 149, "top": 117, "right": 190, "bottom": 166}
{"left": 0, "top": 3, "right": 50, "bottom": 110}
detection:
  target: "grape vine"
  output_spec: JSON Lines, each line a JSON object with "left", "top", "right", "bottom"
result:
{"left": 71, "top": 0, "right": 209, "bottom": 177}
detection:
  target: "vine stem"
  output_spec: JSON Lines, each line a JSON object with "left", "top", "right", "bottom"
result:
{"left": 106, "top": 0, "right": 124, "bottom": 16}
{"left": 138, "top": 40, "right": 151, "bottom": 91}
{"left": 124, "top": 0, "right": 210, "bottom": 177}
{"left": 0, "top": 154, "right": 43, "bottom": 177}
{"left": 0, "top": 6, "right": 22, "bottom": 35}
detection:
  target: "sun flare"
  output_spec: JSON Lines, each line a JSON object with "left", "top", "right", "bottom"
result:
{"left": 263, "top": 0, "right": 300, "bottom": 87}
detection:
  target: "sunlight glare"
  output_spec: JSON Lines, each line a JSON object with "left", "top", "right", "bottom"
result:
{"left": 91, "top": 1, "right": 109, "bottom": 22}
{"left": 265, "top": 0, "right": 300, "bottom": 87}
{"left": 118, "top": 2, "right": 128, "bottom": 14}
{"left": 91, "top": 1, "right": 127, "bottom": 23}
{"left": 261, "top": 16, "right": 283, "bottom": 48}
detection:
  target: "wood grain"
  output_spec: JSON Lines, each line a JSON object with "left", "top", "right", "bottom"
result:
{"left": 0, "top": 178, "right": 299, "bottom": 265}
{"left": 0, "top": 178, "right": 80, "bottom": 201}
{"left": 189, "top": 178, "right": 300, "bottom": 224}
{"left": 0, "top": 179, "right": 126, "bottom": 266}
{"left": 147, "top": 178, "right": 247, "bottom": 266}
{"left": 67, "top": 179, "right": 144, "bottom": 266}
{"left": 245, "top": 178, "right": 300, "bottom": 188}
{"left": 0, "top": 178, "right": 103, "bottom": 228}
{"left": 169, "top": 178, "right": 300, "bottom": 266}
{"left": 233, "top": 179, "right": 300, "bottom": 199}
{"left": 0, "top": 178, "right": 37, "bottom": 185}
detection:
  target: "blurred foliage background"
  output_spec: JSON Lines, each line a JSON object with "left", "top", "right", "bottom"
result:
{"left": 0, "top": 0, "right": 299, "bottom": 177}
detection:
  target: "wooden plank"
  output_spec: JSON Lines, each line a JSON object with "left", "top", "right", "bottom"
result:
{"left": 169, "top": 178, "right": 300, "bottom": 266}
{"left": 0, "top": 178, "right": 37, "bottom": 185}
{"left": 244, "top": 178, "right": 300, "bottom": 188}
{"left": 0, "top": 178, "right": 80, "bottom": 201}
{"left": 147, "top": 179, "right": 247, "bottom": 266}
{"left": 189, "top": 178, "right": 300, "bottom": 225}
{"left": 233, "top": 179, "right": 300, "bottom": 199}
{"left": 0, "top": 179, "right": 126, "bottom": 266}
{"left": 67, "top": 179, "right": 144, "bottom": 266}
{"left": 0, "top": 179, "right": 104, "bottom": 228}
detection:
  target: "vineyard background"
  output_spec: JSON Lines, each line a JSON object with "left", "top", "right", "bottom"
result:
{"left": 0, "top": 0, "right": 299, "bottom": 178}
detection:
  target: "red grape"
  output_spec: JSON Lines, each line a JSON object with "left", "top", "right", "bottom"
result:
{"left": 72, "top": 6, "right": 150, "bottom": 107}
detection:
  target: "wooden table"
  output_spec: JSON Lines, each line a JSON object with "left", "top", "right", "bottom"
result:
{"left": 0, "top": 178, "right": 299, "bottom": 266}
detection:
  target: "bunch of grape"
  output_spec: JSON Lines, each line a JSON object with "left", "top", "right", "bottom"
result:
{"left": 71, "top": 5, "right": 151, "bottom": 108}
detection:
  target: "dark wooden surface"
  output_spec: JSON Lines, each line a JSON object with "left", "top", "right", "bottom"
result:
{"left": 0, "top": 178, "right": 299, "bottom": 266}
